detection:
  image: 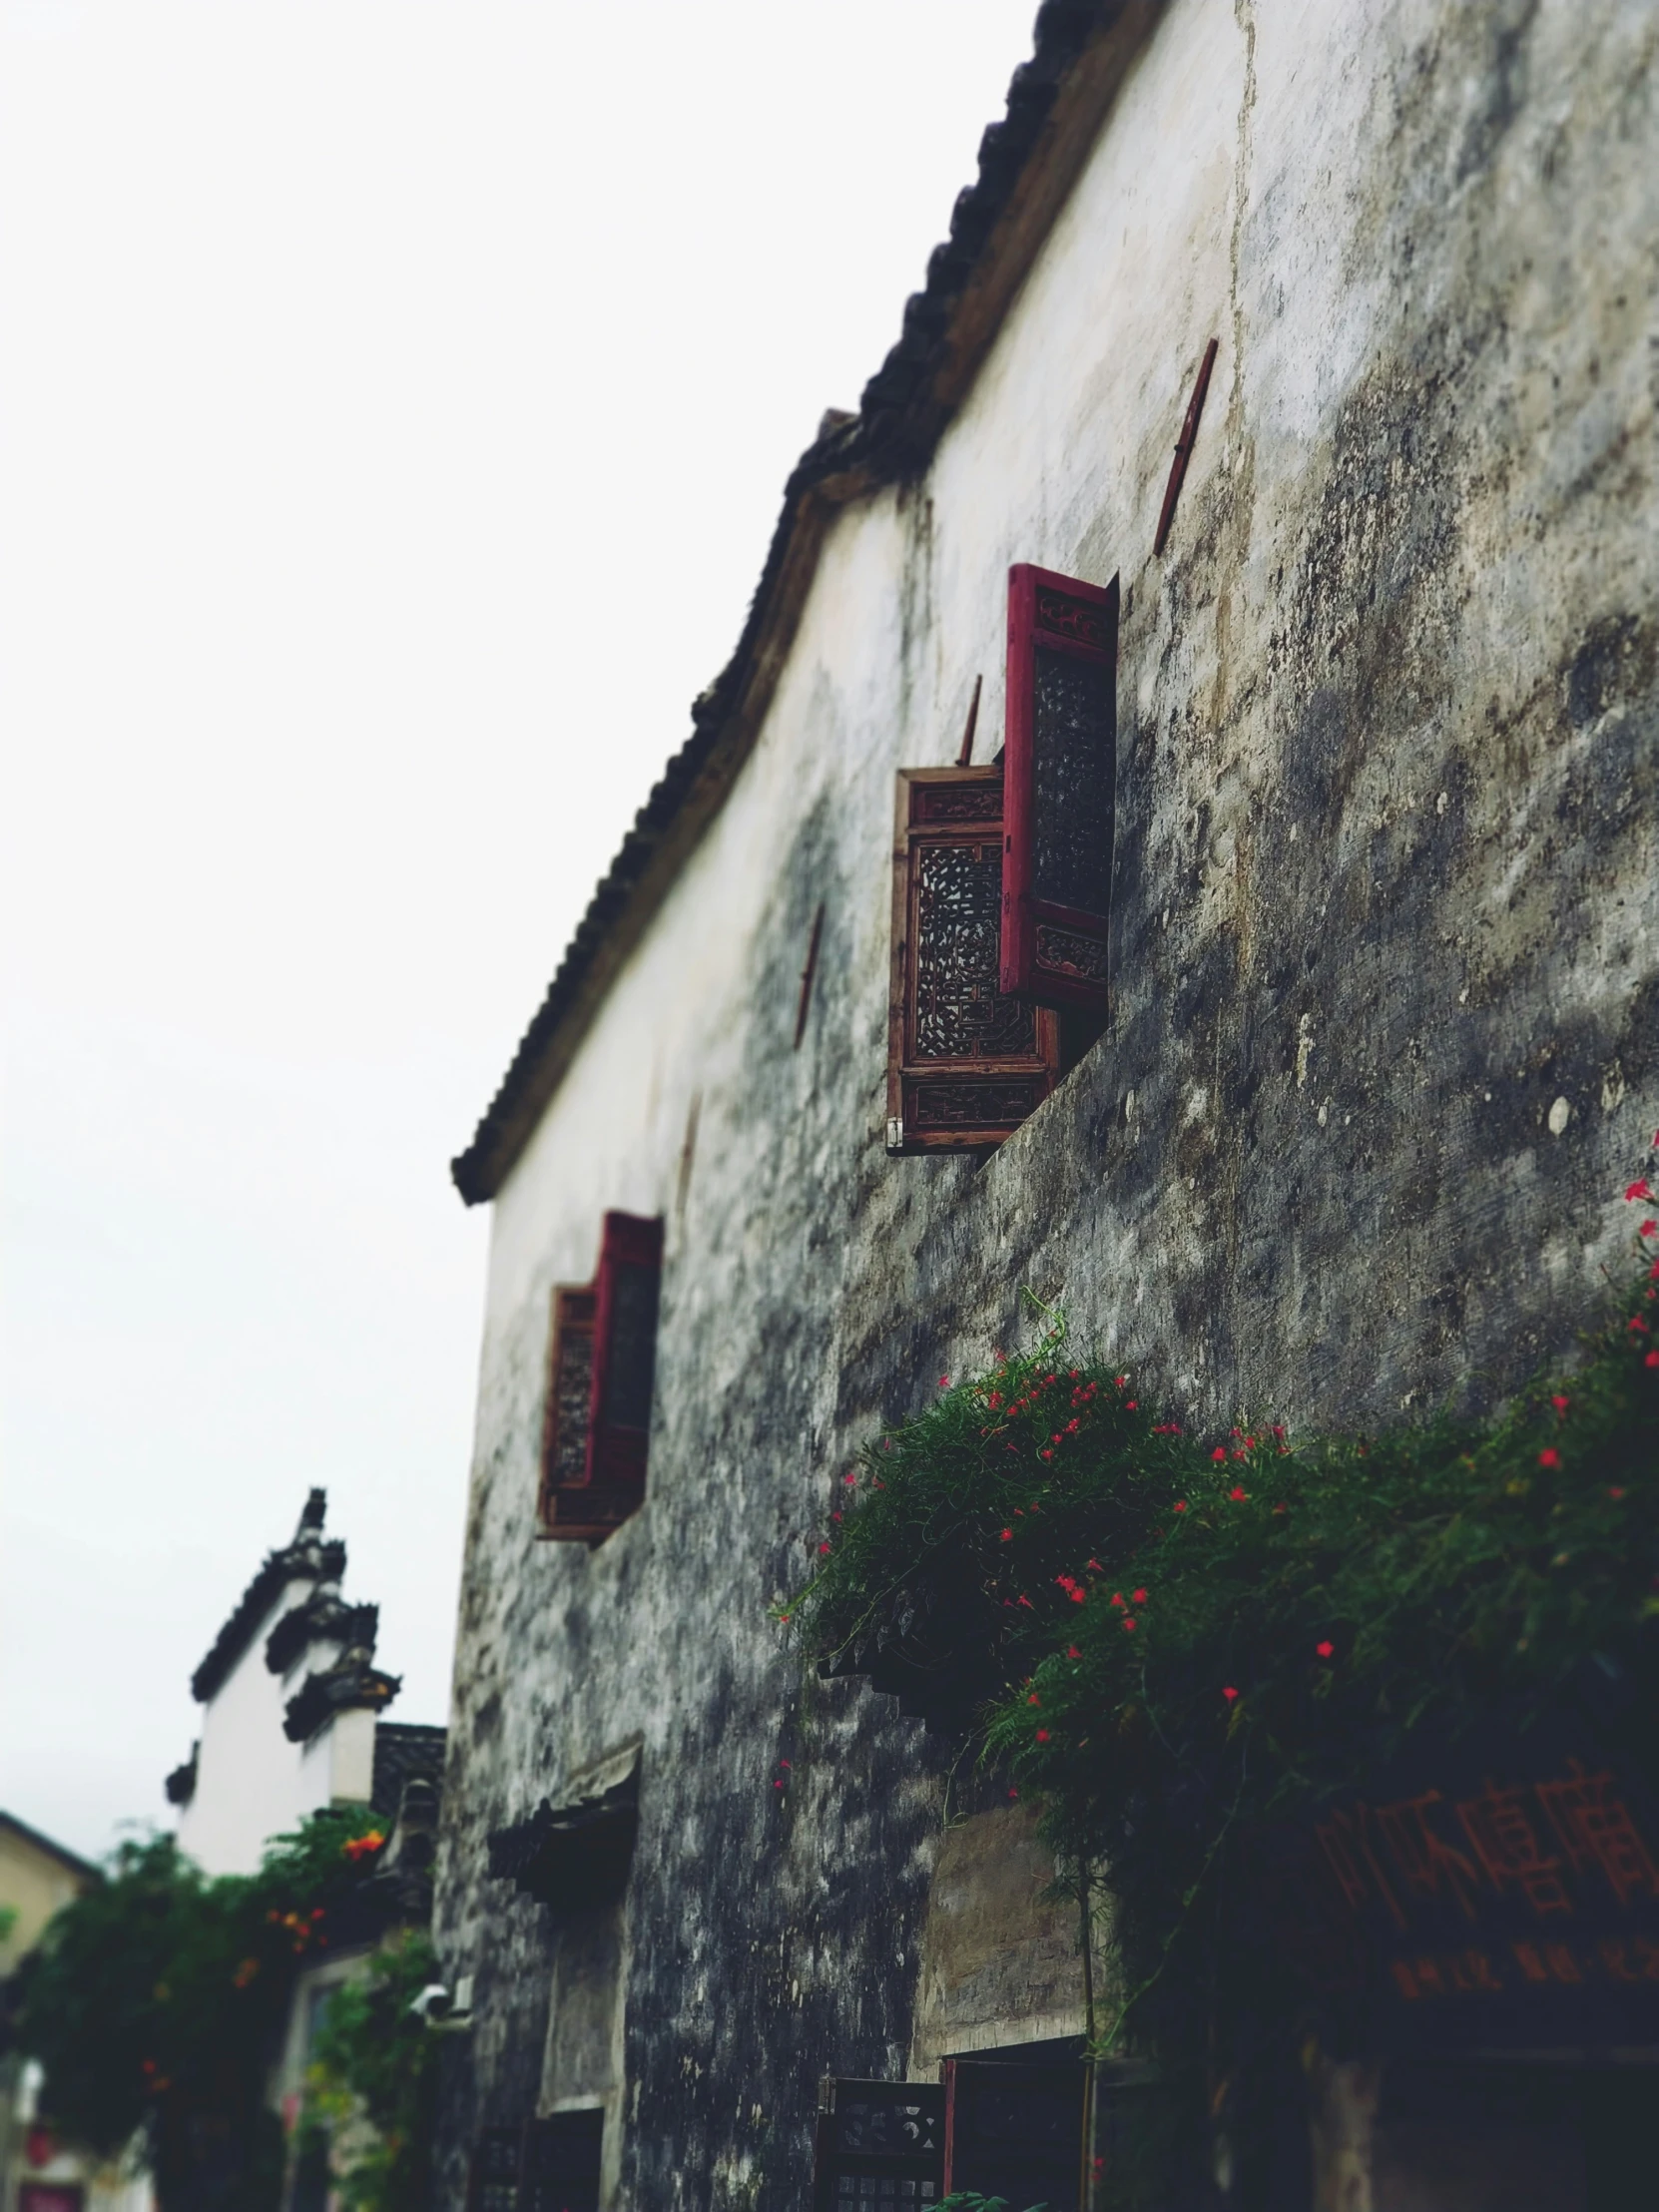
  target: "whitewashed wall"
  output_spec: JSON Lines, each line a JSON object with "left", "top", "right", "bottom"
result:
{"left": 178, "top": 1592, "right": 355, "bottom": 1878}
{"left": 437, "top": 2, "right": 1659, "bottom": 2205}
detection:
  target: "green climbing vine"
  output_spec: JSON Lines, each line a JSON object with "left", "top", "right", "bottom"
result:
{"left": 16, "top": 1809, "right": 409, "bottom": 2211}
{"left": 782, "top": 1151, "right": 1659, "bottom": 2062}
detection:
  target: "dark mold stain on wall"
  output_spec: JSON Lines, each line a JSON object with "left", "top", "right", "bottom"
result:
{"left": 432, "top": 4, "right": 1659, "bottom": 2206}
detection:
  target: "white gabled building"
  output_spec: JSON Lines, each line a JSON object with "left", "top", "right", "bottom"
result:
{"left": 167, "top": 1490, "right": 426, "bottom": 1879}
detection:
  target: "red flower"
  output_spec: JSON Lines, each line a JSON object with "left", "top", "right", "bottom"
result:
{"left": 1174, "top": 1500, "right": 1188, "bottom": 1513}
{"left": 1111, "top": 1591, "right": 1126, "bottom": 1608}
{"left": 1087, "top": 1558, "right": 1104, "bottom": 1572}
{"left": 1017, "top": 1594, "right": 1034, "bottom": 1609}
{"left": 1316, "top": 1640, "right": 1335, "bottom": 1660}
{"left": 1000, "top": 1527, "right": 1013, "bottom": 1542}
{"left": 1122, "top": 1618, "right": 1137, "bottom": 1633}
{"left": 1008, "top": 1788, "right": 1019, "bottom": 1800}
{"left": 1551, "top": 1395, "right": 1570, "bottom": 1415}
{"left": 1538, "top": 1448, "right": 1560, "bottom": 1469}
{"left": 939, "top": 1376, "right": 949, "bottom": 1387}
{"left": 1027, "top": 1693, "right": 1041, "bottom": 1706}
{"left": 1272, "top": 1424, "right": 1286, "bottom": 1441}
{"left": 843, "top": 1471, "right": 857, "bottom": 1484}
{"left": 1228, "top": 1485, "right": 1249, "bottom": 1501}
{"left": 1648, "top": 1351, "right": 1659, "bottom": 1369}
{"left": 1069, "top": 1587, "right": 1086, "bottom": 1604}
{"left": 1126, "top": 1400, "right": 1138, "bottom": 1411}
{"left": 1640, "top": 1220, "right": 1658, "bottom": 1239}
{"left": 1035, "top": 1728, "right": 1051, "bottom": 1742}
{"left": 774, "top": 1780, "right": 783, "bottom": 1790}
{"left": 830, "top": 1511, "right": 841, "bottom": 1522}
{"left": 1609, "top": 1486, "right": 1627, "bottom": 1500}
{"left": 819, "top": 1542, "right": 831, "bottom": 1555}
{"left": 1133, "top": 1588, "right": 1148, "bottom": 1603}
{"left": 1628, "top": 1180, "right": 1655, "bottom": 1202}
{"left": 1040, "top": 1448, "right": 1054, "bottom": 1461}
{"left": 1273, "top": 1502, "right": 1288, "bottom": 1515}
{"left": 1212, "top": 1447, "right": 1227, "bottom": 1463}
{"left": 1222, "top": 1686, "right": 1239, "bottom": 1702}
{"left": 1067, "top": 1645, "right": 1082, "bottom": 1659}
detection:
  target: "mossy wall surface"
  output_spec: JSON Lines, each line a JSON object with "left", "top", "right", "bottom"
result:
{"left": 432, "top": 2, "right": 1659, "bottom": 2204}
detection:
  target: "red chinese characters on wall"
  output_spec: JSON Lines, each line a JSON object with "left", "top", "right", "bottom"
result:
{"left": 1301, "top": 1749, "right": 1659, "bottom": 2030}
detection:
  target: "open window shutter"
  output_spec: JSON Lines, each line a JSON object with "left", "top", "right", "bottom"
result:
{"left": 812, "top": 2077, "right": 944, "bottom": 2209}
{"left": 538, "top": 1288, "right": 597, "bottom": 1537}
{"left": 1001, "top": 564, "right": 1120, "bottom": 1011}
{"left": 538, "top": 1209, "right": 662, "bottom": 1543}
{"left": 941, "top": 2058, "right": 1087, "bottom": 2211}
{"left": 584, "top": 1212, "right": 663, "bottom": 1488}
{"left": 522, "top": 2112, "right": 604, "bottom": 2212}
{"left": 886, "top": 767, "right": 1061, "bottom": 1155}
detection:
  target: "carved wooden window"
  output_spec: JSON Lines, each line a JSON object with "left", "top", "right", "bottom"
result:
{"left": 538, "top": 1288, "right": 597, "bottom": 1531}
{"left": 813, "top": 2077, "right": 944, "bottom": 2208}
{"left": 886, "top": 767, "right": 1061, "bottom": 1156}
{"left": 940, "top": 2058, "right": 1087, "bottom": 2210}
{"left": 538, "top": 1213, "right": 662, "bottom": 1543}
{"left": 522, "top": 2111, "right": 603, "bottom": 2212}
{"left": 1001, "top": 563, "right": 1120, "bottom": 1013}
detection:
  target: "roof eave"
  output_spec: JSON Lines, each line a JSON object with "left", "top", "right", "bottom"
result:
{"left": 451, "top": 0, "right": 1160, "bottom": 1206}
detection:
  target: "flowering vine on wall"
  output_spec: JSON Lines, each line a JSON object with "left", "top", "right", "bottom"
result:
{"left": 779, "top": 1141, "right": 1659, "bottom": 2064}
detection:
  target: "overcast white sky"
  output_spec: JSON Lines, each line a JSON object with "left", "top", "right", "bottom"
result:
{"left": 0, "top": 0, "right": 1036, "bottom": 1858}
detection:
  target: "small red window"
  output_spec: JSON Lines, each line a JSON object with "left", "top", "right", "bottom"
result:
{"left": 1001, "top": 563, "right": 1120, "bottom": 1012}
{"left": 538, "top": 1213, "right": 662, "bottom": 1543}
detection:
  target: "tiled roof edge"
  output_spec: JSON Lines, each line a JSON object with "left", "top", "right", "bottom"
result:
{"left": 450, "top": 0, "right": 1155, "bottom": 1205}
{"left": 189, "top": 1491, "right": 340, "bottom": 1704}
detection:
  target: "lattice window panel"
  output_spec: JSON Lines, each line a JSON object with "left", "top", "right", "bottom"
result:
{"left": 886, "top": 767, "right": 1060, "bottom": 1155}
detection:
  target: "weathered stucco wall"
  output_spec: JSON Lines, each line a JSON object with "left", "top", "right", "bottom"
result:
{"left": 433, "top": 1, "right": 1659, "bottom": 2205}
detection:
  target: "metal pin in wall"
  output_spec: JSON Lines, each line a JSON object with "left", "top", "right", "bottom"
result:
{"left": 1154, "top": 335, "right": 1219, "bottom": 556}
{"left": 955, "top": 673, "right": 983, "bottom": 766}
{"left": 794, "top": 904, "right": 825, "bottom": 1050}
{"left": 675, "top": 1091, "right": 701, "bottom": 1223}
